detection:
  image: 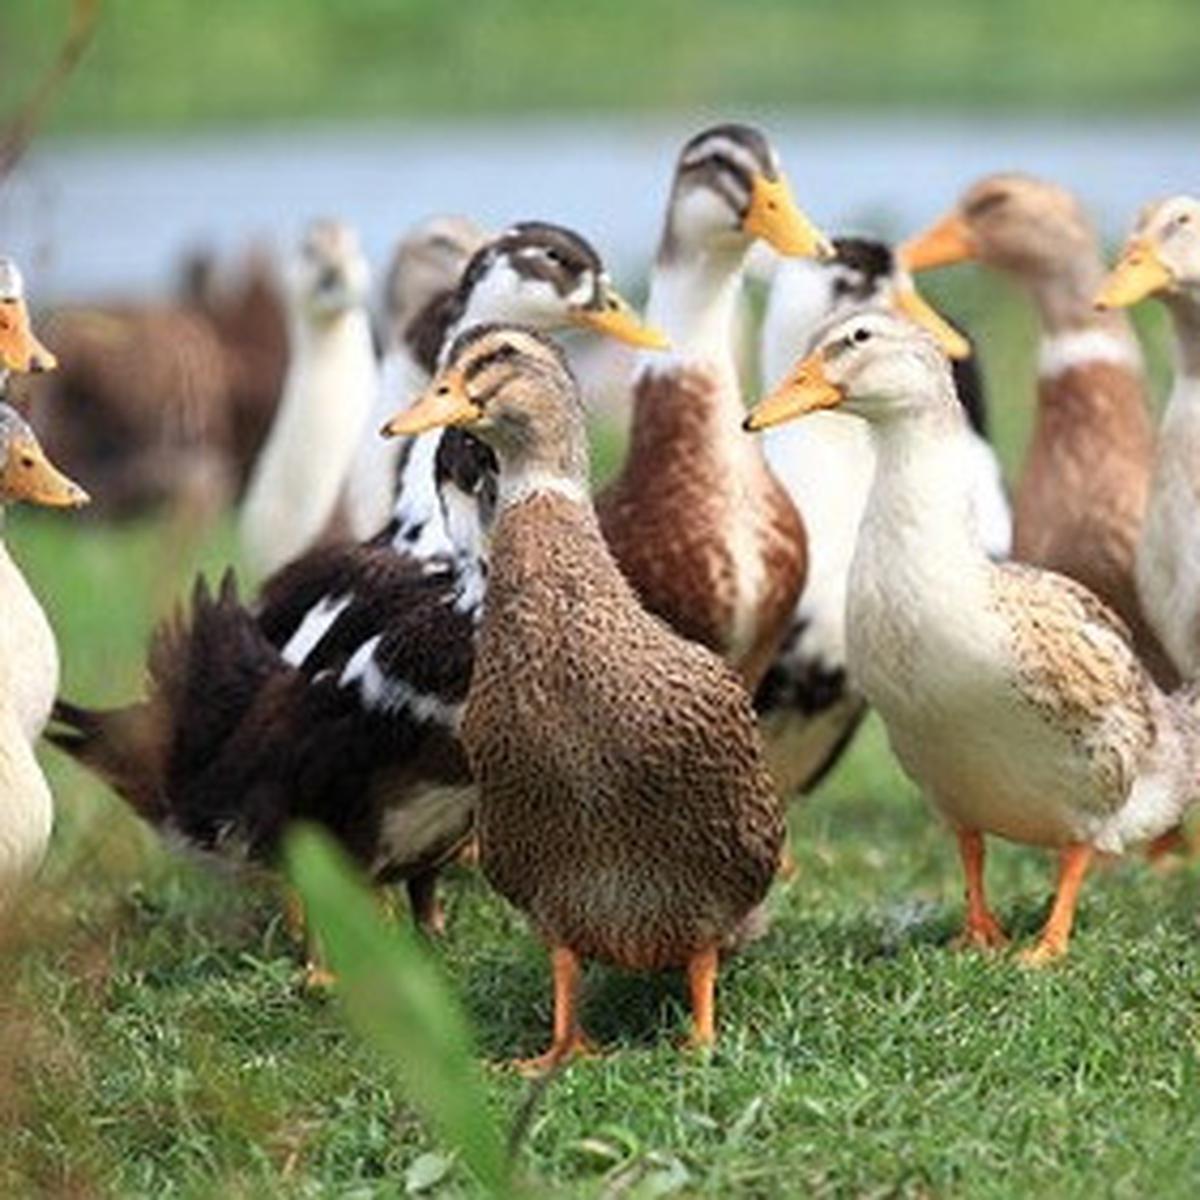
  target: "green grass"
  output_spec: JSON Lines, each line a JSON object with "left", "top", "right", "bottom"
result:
{"left": 3, "top": 271, "right": 1200, "bottom": 1196}
{"left": 3, "top": 0, "right": 1200, "bottom": 137}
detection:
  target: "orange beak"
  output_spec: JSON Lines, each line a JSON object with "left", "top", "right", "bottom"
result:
{"left": 743, "top": 172, "right": 834, "bottom": 260}
{"left": 1, "top": 433, "right": 88, "bottom": 508}
{"left": 569, "top": 284, "right": 670, "bottom": 350}
{"left": 1094, "top": 238, "right": 1174, "bottom": 309}
{"left": 892, "top": 283, "right": 971, "bottom": 359}
{"left": 899, "top": 212, "right": 976, "bottom": 273}
{"left": 744, "top": 351, "right": 844, "bottom": 432}
{"left": 0, "top": 298, "right": 57, "bottom": 374}
{"left": 382, "top": 368, "right": 481, "bottom": 438}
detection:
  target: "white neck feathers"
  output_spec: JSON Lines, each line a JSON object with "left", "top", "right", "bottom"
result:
{"left": 1037, "top": 328, "right": 1141, "bottom": 380}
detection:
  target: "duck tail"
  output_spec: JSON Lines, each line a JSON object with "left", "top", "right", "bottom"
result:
{"left": 48, "top": 568, "right": 283, "bottom": 827}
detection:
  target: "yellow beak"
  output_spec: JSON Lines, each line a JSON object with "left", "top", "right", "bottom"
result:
{"left": 893, "top": 283, "right": 971, "bottom": 359}
{"left": 743, "top": 173, "right": 834, "bottom": 260}
{"left": 1, "top": 434, "right": 89, "bottom": 508}
{"left": 1095, "top": 238, "right": 1174, "bottom": 309}
{"left": 381, "top": 369, "right": 481, "bottom": 438}
{"left": 0, "top": 298, "right": 58, "bottom": 374}
{"left": 899, "top": 212, "right": 976, "bottom": 273}
{"left": 569, "top": 287, "right": 670, "bottom": 350}
{"left": 744, "top": 352, "right": 845, "bottom": 432}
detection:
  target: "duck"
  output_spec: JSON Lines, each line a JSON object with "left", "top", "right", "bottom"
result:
{"left": 50, "top": 223, "right": 663, "bottom": 941}
{"left": 348, "top": 220, "right": 665, "bottom": 563}
{"left": 385, "top": 324, "right": 783, "bottom": 1068}
{"left": 239, "top": 219, "right": 376, "bottom": 578}
{"left": 341, "top": 214, "right": 489, "bottom": 542}
{"left": 179, "top": 243, "right": 290, "bottom": 490}
{"left": 50, "top": 436, "right": 486, "bottom": 941}
{"left": 0, "top": 403, "right": 89, "bottom": 913}
{"left": 755, "top": 237, "right": 1012, "bottom": 796}
{"left": 0, "top": 258, "right": 57, "bottom": 391}
{"left": 900, "top": 173, "right": 1176, "bottom": 688}
{"left": 1095, "top": 196, "right": 1200, "bottom": 682}
{"left": 745, "top": 311, "right": 1200, "bottom": 963}
{"left": 596, "top": 123, "right": 829, "bottom": 691}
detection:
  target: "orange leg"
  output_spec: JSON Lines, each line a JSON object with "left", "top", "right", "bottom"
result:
{"left": 407, "top": 874, "right": 446, "bottom": 938}
{"left": 687, "top": 945, "right": 720, "bottom": 1050}
{"left": 950, "top": 830, "right": 1009, "bottom": 950}
{"left": 1019, "top": 843, "right": 1094, "bottom": 967}
{"left": 1146, "top": 825, "right": 1187, "bottom": 867}
{"left": 514, "top": 946, "right": 594, "bottom": 1076}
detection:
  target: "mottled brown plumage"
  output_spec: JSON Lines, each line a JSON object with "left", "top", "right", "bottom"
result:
{"left": 598, "top": 368, "right": 806, "bottom": 692}
{"left": 389, "top": 323, "right": 783, "bottom": 1060}
{"left": 471, "top": 491, "right": 782, "bottom": 970}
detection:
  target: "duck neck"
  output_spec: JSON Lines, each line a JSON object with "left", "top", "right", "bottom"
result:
{"left": 1025, "top": 253, "right": 1142, "bottom": 379}
{"left": 495, "top": 422, "right": 591, "bottom": 518}
{"left": 860, "top": 399, "right": 984, "bottom": 576}
{"left": 644, "top": 244, "right": 745, "bottom": 383}
{"left": 1164, "top": 290, "right": 1200, "bottom": 382}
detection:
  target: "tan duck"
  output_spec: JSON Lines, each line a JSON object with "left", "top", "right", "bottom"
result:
{"left": 0, "top": 404, "right": 88, "bottom": 913}
{"left": 596, "top": 124, "right": 830, "bottom": 690}
{"left": 747, "top": 312, "right": 1200, "bottom": 964}
{"left": 385, "top": 324, "right": 783, "bottom": 1068}
{"left": 1097, "top": 196, "right": 1200, "bottom": 681}
{"left": 901, "top": 173, "right": 1176, "bottom": 688}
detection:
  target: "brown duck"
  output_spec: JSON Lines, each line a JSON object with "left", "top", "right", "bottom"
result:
{"left": 384, "top": 323, "right": 783, "bottom": 1070}
{"left": 596, "top": 124, "right": 830, "bottom": 691}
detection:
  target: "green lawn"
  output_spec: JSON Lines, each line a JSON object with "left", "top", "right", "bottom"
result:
{"left": 3, "top": 0, "right": 1200, "bottom": 136}
{"left": 3, "top": 272, "right": 1199, "bottom": 1196}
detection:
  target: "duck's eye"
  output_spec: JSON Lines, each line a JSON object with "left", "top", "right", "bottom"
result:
{"left": 1177, "top": 213, "right": 1192, "bottom": 228}
{"left": 437, "top": 385, "right": 450, "bottom": 397}
{"left": 20, "top": 455, "right": 35, "bottom": 469}
{"left": 852, "top": 328, "right": 872, "bottom": 345}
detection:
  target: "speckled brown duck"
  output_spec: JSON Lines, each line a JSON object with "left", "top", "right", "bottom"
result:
{"left": 900, "top": 173, "right": 1176, "bottom": 688}
{"left": 596, "top": 124, "right": 831, "bottom": 691}
{"left": 384, "top": 324, "right": 784, "bottom": 1070}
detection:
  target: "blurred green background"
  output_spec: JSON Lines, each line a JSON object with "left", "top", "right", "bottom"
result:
{"left": 3, "top": 0, "right": 1200, "bottom": 135}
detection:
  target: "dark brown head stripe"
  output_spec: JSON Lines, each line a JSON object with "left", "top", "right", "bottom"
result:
{"left": 964, "top": 188, "right": 1011, "bottom": 219}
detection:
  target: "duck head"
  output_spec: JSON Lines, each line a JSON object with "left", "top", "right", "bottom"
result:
{"left": 1095, "top": 195, "right": 1200, "bottom": 309}
{"left": 289, "top": 219, "right": 371, "bottom": 320}
{"left": 781, "top": 236, "right": 970, "bottom": 360}
{"left": 383, "top": 324, "right": 587, "bottom": 485}
{"left": 746, "top": 310, "right": 953, "bottom": 431}
{"left": 0, "top": 259, "right": 57, "bottom": 376}
{"left": 660, "top": 123, "right": 831, "bottom": 264}
{"left": 382, "top": 214, "right": 490, "bottom": 339}
{"left": 0, "top": 403, "right": 89, "bottom": 509}
{"left": 900, "top": 174, "right": 1096, "bottom": 282}
{"left": 453, "top": 222, "right": 667, "bottom": 350}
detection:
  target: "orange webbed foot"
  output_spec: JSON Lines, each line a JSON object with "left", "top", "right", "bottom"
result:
{"left": 1016, "top": 938, "right": 1068, "bottom": 969}
{"left": 511, "top": 1033, "right": 599, "bottom": 1078}
{"left": 950, "top": 911, "right": 1010, "bottom": 952}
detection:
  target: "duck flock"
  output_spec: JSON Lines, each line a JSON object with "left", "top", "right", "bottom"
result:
{"left": 3, "top": 122, "right": 1200, "bottom": 1070}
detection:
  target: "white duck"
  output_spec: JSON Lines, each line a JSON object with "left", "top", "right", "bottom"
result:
{"left": 1097, "top": 195, "right": 1200, "bottom": 681}
{"left": 746, "top": 311, "right": 1200, "bottom": 964}
{"left": 341, "top": 214, "right": 489, "bottom": 541}
{"left": 756, "top": 237, "right": 1012, "bottom": 796}
{"left": 0, "top": 403, "right": 88, "bottom": 912}
{"left": 239, "top": 220, "right": 375, "bottom": 578}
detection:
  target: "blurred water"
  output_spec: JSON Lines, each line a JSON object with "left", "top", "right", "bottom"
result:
{"left": 1, "top": 111, "right": 1196, "bottom": 300}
